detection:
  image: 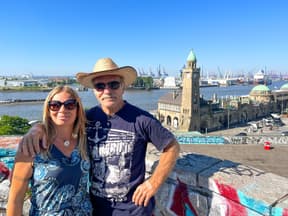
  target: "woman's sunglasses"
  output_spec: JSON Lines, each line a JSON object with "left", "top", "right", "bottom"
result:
{"left": 93, "top": 81, "right": 121, "bottom": 91}
{"left": 48, "top": 99, "right": 78, "bottom": 111}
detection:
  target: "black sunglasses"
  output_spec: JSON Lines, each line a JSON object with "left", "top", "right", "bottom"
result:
{"left": 93, "top": 81, "right": 121, "bottom": 91}
{"left": 48, "top": 99, "right": 78, "bottom": 111}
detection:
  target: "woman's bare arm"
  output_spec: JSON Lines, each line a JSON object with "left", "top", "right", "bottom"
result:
{"left": 6, "top": 151, "right": 33, "bottom": 216}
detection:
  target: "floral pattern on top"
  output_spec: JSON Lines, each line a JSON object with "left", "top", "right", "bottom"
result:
{"left": 29, "top": 145, "right": 92, "bottom": 216}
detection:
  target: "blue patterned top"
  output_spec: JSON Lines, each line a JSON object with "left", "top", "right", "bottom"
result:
{"left": 29, "top": 145, "right": 92, "bottom": 216}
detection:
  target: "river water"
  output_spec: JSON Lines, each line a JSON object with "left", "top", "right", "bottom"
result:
{"left": 0, "top": 81, "right": 286, "bottom": 121}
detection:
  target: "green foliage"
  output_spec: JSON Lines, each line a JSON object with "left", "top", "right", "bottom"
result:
{"left": 0, "top": 115, "right": 31, "bottom": 135}
{"left": 47, "top": 78, "right": 77, "bottom": 87}
{"left": 133, "top": 76, "right": 153, "bottom": 89}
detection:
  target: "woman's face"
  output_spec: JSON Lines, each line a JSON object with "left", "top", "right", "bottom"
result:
{"left": 48, "top": 91, "right": 77, "bottom": 127}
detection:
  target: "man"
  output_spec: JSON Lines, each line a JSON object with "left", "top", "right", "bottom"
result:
{"left": 20, "top": 57, "right": 180, "bottom": 216}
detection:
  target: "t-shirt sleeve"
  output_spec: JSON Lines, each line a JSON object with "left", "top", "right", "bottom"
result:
{"left": 145, "top": 117, "right": 176, "bottom": 151}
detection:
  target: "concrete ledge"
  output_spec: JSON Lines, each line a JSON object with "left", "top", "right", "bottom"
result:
{"left": 1, "top": 136, "right": 288, "bottom": 215}
{"left": 146, "top": 144, "right": 288, "bottom": 216}
{"left": 0, "top": 136, "right": 21, "bottom": 149}
{"left": 176, "top": 135, "right": 288, "bottom": 145}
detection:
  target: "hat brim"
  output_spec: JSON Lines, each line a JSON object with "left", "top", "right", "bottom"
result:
{"left": 76, "top": 66, "right": 137, "bottom": 89}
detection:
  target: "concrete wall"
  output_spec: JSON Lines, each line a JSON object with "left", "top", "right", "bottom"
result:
{"left": 0, "top": 136, "right": 29, "bottom": 215}
{"left": 146, "top": 145, "right": 288, "bottom": 216}
{"left": 1, "top": 136, "right": 288, "bottom": 215}
{"left": 176, "top": 135, "right": 288, "bottom": 145}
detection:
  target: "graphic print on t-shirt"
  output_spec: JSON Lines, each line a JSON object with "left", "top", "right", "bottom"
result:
{"left": 88, "top": 121, "right": 136, "bottom": 202}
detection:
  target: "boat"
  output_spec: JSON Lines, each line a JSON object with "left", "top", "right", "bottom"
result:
{"left": 76, "top": 86, "right": 88, "bottom": 91}
{"left": 200, "top": 79, "right": 219, "bottom": 87}
{"left": 161, "top": 76, "right": 181, "bottom": 89}
{"left": 253, "top": 70, "right": 272, "bottom": 85}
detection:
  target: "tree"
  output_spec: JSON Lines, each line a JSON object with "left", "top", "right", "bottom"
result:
{"left": 132, "top": 76, "right": 153, "bottom": 89}
{"left": 0, "top": 115, "right": 31, "bottom": 135}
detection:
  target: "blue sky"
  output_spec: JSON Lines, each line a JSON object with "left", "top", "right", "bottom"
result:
{"left": 0, "top": 0, "right": 287, "bottom": 77}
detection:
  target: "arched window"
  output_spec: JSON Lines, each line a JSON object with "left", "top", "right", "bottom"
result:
{"left": 173, "top": 117, "right": 178, "bottom": 128}
{"left": 166, "top": 116, "right": 171, "bottom": 126}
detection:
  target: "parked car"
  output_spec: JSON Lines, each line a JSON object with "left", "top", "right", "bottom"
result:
{"left": 235, "top": 132, "right": 247, "bottom": 136}
{"left": 281, "top": 131, "right": 288, "bottom": 136}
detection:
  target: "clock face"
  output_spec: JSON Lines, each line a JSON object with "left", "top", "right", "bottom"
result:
{"left": 193, "top": 73, "right": 198, "bottom": 79}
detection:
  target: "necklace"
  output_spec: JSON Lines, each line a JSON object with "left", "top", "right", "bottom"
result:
{"left": 63, "top": 140, "right": 70, "bottom": 147}
{"left": 57, "top": 133, "right": 77, "bottom": 147}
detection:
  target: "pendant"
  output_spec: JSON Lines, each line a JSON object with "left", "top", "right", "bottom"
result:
{"left": 63, "top": 140, "right": 70, "bottom": 147}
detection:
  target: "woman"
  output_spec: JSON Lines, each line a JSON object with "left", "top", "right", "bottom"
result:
{"left": 7, "top": 86, "right": 92, "bottom": 215}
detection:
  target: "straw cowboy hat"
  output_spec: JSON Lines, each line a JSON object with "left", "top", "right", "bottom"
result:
{"left": 76, "top": 58, "right": 137, "bottom": 88}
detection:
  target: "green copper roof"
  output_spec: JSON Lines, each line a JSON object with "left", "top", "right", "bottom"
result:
{"left": 251, "top": 85, "right": 271, "bottom": 92}
{"left": 280, "top": 83, "right": 288, "bottom": 90}
{"left": 187, "top": 50, "right": 196, "bottom": 62}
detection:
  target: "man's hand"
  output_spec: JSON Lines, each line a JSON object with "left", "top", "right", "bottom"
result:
{"left": 132, "top": 179, "right": 157, "bottom": 207}
{"left": 133, "top": 140, "right": 179, "bottom": 207}
{"left": 18, "top": 124, "right": 47, "bottom": 157}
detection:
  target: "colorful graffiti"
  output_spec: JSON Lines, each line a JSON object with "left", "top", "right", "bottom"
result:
{"left": 170, "top": 178, "right": 198, "bottom": 216}
{"left": 165, "top": 178, "right": 288, "bottom": 216}
{"left": 176, "top": 136, "right": 226, "bottom": 145}
{"left": 175, "top": 134, "right": 288, "bottom": 145}
{"left": 215, "top": 180, "right": 250, "bottom": 215}
{"left": 0, "top": 162, "right": 10, "bottom": 181}
{"left": 271, "top": 203, "right": 288, "bottom": 216}
{"left": 214, "top": 180, "right": 288, "bottom": 216}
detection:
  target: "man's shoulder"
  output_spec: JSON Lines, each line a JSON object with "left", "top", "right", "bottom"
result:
{"left": 124, "top": 102, "right": 152, "bottom": 117}
{"left": 86, "top": 106, "right": 102, "bottom": 118}
{"left": 123, "top": 102, "right": 159, "bottom": 126}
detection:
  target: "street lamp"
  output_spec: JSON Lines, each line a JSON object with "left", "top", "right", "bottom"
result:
{"left": 227, "top": 100, "right": 230, "bottom": 129}
{"left": 281, "top": 94, "right": 284, "bottom": 115}
{"left": 227, "top": 107, "right": 230, "bottom": 129}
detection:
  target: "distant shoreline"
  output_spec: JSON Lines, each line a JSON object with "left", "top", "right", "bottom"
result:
{"left": 0, "top": 87, "right": 52, "bottom": 92}
{"left": 0, "top": 99, "right": 45, "bottom": 105}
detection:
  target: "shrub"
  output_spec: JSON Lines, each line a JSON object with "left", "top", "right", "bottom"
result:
{"left": 0, "top": 115, "right": 31, "bottom": 135}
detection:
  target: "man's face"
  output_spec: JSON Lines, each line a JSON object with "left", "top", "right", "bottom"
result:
{"left": 92, "top": 75, "right": 125, "bottom": 112}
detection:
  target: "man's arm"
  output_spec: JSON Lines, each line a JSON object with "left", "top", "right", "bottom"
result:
{"left": 18, "top": 123, "right": 47, "bottom": 157}
{"left": 132, "top": 139, "right": 180, "bottom": 206}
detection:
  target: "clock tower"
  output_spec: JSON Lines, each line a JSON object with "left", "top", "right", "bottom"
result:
{"left": 179, "top": 50, "right": 201, "bottom": 131}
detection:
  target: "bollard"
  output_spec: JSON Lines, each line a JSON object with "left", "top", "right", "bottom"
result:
{"left": 264, "top": 141, "right": 271, "bottom": 150}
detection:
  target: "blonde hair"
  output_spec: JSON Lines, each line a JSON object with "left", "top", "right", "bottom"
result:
{"left": 42, "top": 85, "right": 87, "bottom": 159}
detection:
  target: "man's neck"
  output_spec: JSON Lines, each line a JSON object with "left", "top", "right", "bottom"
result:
{"left": 101, "top": 100, "right": 125, "bottom": 116}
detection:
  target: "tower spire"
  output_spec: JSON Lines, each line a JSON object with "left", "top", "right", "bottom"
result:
{"left": 179, "top": 50, "right": 200, "bottom": 131}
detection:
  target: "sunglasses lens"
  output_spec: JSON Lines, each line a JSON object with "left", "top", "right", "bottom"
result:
{"left": 64, "top": 100, "right": 77, "bottom": 110}
{"left": 94, "top": 83, "right": 106, "bottom": 90}
{"left": 94, "top": 81, "right": 121, "bottom": 91}
{"left": 48, "top": 102, "right": 61, "bottom": 111}
{"left": 109, "top": 81, "right": 120, "bottom": 90}
{"left": 48, "top": 99, "right": 77, "bottom": 111}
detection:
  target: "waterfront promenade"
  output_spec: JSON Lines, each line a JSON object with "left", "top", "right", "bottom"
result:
{"left": 188, "top": 119, "right": 288, "bottom": 178}
{"left": 181, "top": 143, "right": 288, "bottom": 178}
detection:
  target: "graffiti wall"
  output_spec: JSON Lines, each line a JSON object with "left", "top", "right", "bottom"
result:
{"left": 147, "top": 146, "right": 288, "bottom": 216}
{"left": 1, "top": 136, "right": 288, "bottom": 215}
{"left": 176, "top": 135, "right": 288, "bottom": 145}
